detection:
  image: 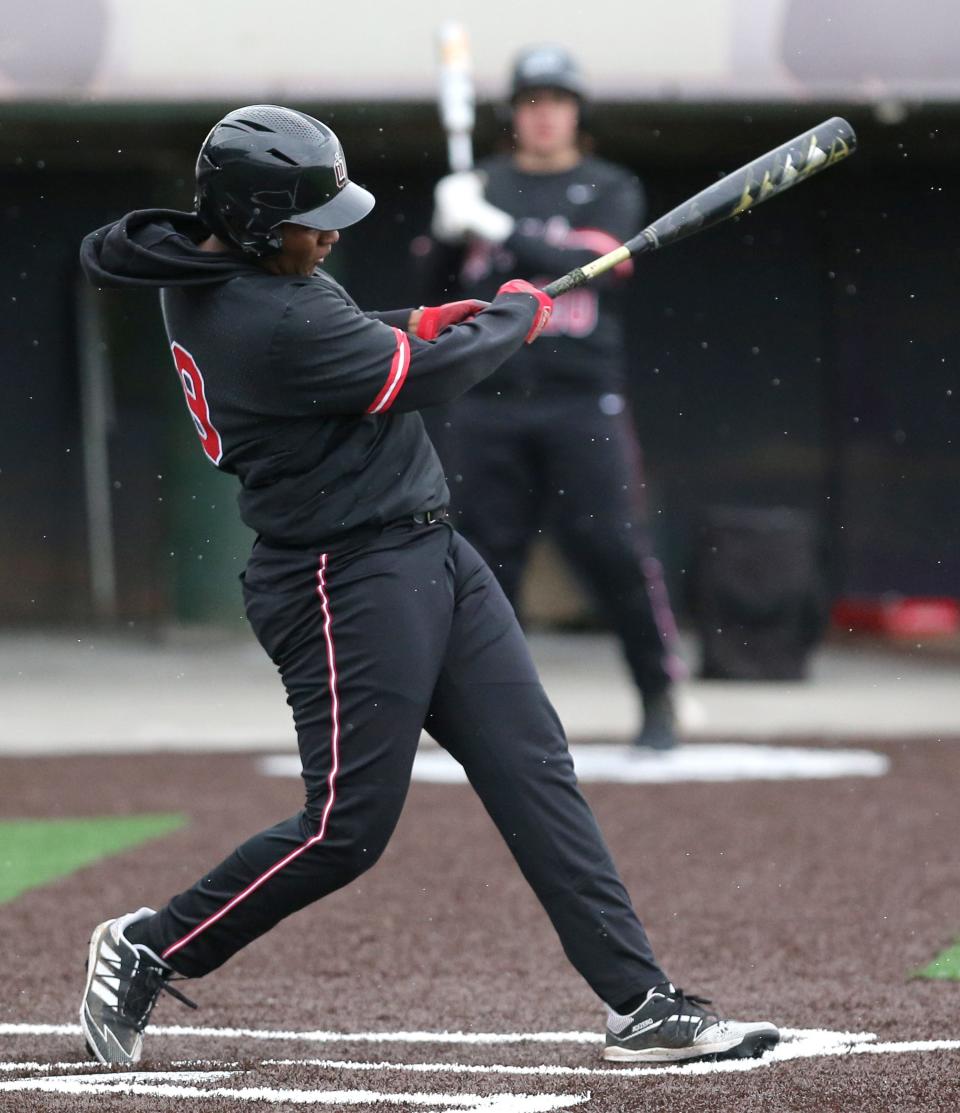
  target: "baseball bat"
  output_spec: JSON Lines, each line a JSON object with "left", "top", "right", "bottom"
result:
{"left": 436, "top": 22, "right": 475, "bottom": 173}
{"left": 543, "top": 117, "right": 856, "bottom": 298}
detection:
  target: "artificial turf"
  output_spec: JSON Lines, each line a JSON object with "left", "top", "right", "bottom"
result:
{"left": 915, "top": 939, "right": 960, "bottom": 981}
{"left": 0, "top": 814, "right": 186, "bottom": 904}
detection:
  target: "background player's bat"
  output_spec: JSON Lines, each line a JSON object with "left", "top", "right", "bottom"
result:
{"left": 543, "top": 117, "right": 856, "bottom": 298}
{"left": 436, "top": 22, "right": 475, "bottom": 173}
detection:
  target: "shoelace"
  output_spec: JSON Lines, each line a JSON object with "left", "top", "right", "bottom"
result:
{"left": 128, "top": 968, "right": 198, "bottom": 1032}
{"left": 101, "top": 955, "right": 198, "bottom": 1031}
{"left": 670, "top": 987, "right": 719, "bottom": 1026}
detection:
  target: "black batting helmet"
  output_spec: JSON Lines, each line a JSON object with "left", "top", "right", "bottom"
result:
{"left": 509, "top": 45, "right": 586, "bottom": 104}
{"left": 195, "top": 105, "right": 375, "bottom": 257}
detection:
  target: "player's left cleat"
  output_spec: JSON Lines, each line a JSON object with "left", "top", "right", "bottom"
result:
{"left": 603, "top": 982, "right": 779, "bottom": 1063}
{"left": 80, "top": 907, "right": 197, "bottom": 1066}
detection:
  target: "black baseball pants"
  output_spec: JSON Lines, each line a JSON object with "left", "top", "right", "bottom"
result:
{"left": 133, "top": 519, "right": 667, "bottom": 1007}
{"left": 446, "top": 392, "right": 680, "bottom": 700}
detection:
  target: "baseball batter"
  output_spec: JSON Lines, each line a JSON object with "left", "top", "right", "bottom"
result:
{"left": 77, "top": 105, "right": 778, "bottom": 1068}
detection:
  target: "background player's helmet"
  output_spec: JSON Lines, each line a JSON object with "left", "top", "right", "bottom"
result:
{"left": 509, "top": 45, "right": 586, "bottom": 105}
{"left": 195, "top": 105, "right": 375, "bottom": 257}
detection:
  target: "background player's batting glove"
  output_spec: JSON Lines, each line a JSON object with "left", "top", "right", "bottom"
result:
{"left": 431, "top": 172, "right": 480, "bottom": 243}
{"left": 432, "top": 171, "right": 516, "bottom": 245}
{"left": 496, "top": 279, "right": 553, "bottom": 344}
{"left": 416, "top": 299, "right": 489, "bottom": 341}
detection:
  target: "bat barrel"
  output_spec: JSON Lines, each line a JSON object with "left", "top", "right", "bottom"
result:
{"left": 642, "top": 116, "right": 856, "bottom": 253}
{"left": 437, "top": 21, "right": 475, "bottom": 171}
{"left": 543, "top": 117, "right": 856, "bottom": 299}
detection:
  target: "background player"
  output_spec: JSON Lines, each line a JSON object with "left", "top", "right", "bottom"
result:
{"left": 428, "top": 45, "right": 683, "bottom": 750}
{"left": 77, "top": 104, "right": 778, "bottom": 1069}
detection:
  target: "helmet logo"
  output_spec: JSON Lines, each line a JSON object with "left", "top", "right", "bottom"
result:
{"left": 333, "top": 152, "right": 347, "bottom": 189}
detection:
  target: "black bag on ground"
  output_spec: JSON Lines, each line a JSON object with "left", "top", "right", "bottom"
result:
{"left": 692, "top": 506, "right": 824, "bottom": 680}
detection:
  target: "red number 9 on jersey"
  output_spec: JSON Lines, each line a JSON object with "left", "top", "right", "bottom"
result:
{"left": 171, "top": 342, "right": 223, "bottom": 466}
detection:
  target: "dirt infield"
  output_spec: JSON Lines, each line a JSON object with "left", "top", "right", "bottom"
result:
{"left": 1, "top": 738, "right": 958, "bottom": 1111}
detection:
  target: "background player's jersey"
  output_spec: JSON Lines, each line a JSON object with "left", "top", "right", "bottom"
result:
{"left": 462, "top": 153, "right": 644, "bottom": 396}
{"left": 81, "top": 209, "right": 537, "bottom": 547}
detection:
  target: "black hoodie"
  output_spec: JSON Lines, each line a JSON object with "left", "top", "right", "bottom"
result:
{"left": 80, "top": 209, "right": 537, "bottom": 547}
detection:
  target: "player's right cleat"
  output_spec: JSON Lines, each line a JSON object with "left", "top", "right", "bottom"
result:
{"left": 80, "top": 907, "right": 197, "bottom": 1066}
{"left": 633, "top": 691, "right": 678, "bottom": 751}
{"left": 603, "top": 982, "right": 779, "bottom": 1063}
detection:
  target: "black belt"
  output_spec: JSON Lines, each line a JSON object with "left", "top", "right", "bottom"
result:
{"left": 412, "top": 506, "right": 450, "bottom": 526}
{"left": 257, "top": 507, "right": 450, "bottom": 552}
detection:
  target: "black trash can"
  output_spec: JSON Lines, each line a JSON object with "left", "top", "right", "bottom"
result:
{"left": 692, "top": 507, "right": 825, "bottom": 680}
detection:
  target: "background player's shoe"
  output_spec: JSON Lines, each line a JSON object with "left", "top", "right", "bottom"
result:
{"left": 603, "top": 982, "right": 779, "bottom": 1062}
{"left": 633, "top": 691, "right": 678, "bottom": 751}
{"left": 80, "top": 907, "right": 196, "bottom": 1065}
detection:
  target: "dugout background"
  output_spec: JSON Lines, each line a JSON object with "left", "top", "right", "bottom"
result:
{"left": 0, "top": 102, "right": 957, "bottom": 625}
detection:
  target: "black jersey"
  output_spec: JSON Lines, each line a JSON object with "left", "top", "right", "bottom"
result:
{"left": 460, "top": 154, "right": 644, "bottom": 396}
{"left": 80, "top": 209, "right": 539, "bottom": 547}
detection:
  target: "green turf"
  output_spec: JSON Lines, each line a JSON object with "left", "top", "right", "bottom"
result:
{"left": 0, "top": 814, "right": 186, "bottom": 905}
{"left": 915, "top": 939, "right": 960, "bottom": 981}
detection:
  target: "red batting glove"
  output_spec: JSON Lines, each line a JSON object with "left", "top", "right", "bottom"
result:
{"left": 495, "top": 279, "right": 553, "bottom": 344}
{"left": 415, "top": 299, "right": 489, "bottom": 341}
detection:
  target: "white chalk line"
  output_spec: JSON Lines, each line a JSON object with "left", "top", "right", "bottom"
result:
{"left": 0, "top": 1058, "right": 237, "bottom": 1074}
{"left": 1, "top": 1026, "right": 958, "bottom": 1081}
{"left": 0, "top": 1023, "right": 600, "bottom": 1045}
{"left": 261, "top": 1035, "right": 960, "bottom": 1080}
{"left": 0, "top": 1023, "right": 869, "bottom": 1046}
{"left": 0, "top": 1074, "right": 587, "bottom": 1111}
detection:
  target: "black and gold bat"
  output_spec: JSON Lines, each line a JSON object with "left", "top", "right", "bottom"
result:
{"left": 543, "top": 117, "right": 856, "bottom": 298}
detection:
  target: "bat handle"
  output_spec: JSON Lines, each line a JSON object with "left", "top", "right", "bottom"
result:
{"left": 446, "top": 132, "right": 474, "bottom": 173}
{"left": 543, "top": 241, "right": 641, "bottom": 299}
{"left": 543, "top": 270, "right": 587, "bottom": 298}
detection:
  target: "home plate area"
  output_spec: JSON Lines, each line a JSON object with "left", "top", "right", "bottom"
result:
{"left": 2, "top": 1025, "right": 960, "bottom": 1111}
{"left": 260, "top": 741, "right": 890, "bottom": 785}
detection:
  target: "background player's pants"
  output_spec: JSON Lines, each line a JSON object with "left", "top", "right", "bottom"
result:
{"left": 133, "top": 520, "right": 667, "bottom": 1007}
{"left": 446, "top": 392, "right": 680, "bottom": 701}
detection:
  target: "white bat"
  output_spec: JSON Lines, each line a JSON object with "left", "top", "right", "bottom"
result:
{"left": 436, "top": 22, "right": 475, "bottom": 172}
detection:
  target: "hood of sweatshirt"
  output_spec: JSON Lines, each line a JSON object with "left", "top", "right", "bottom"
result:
{"left": 80, "top": 208, "right": 259, "bottom": 289}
